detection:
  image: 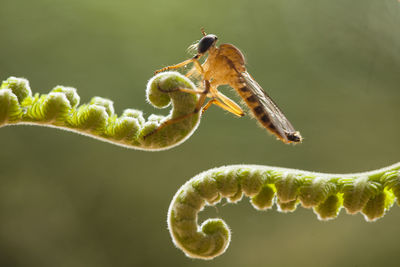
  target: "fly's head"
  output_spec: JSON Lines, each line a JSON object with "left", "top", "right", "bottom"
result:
{"left": 197, "top": 34, "right": 218, "bottom": 55}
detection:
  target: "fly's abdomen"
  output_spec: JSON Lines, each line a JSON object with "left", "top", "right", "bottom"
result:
{"left": 236, "top": 85, "right": 281, "bottom": 138}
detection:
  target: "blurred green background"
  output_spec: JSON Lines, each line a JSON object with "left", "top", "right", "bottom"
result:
{"left": 0, "top": 0, "right": 399, "bottom": 266}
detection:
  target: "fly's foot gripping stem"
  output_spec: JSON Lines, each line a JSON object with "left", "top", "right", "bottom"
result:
{"left": 0, "top": 72, "right": 201, "bottom": 151}
{"left": 168, "top": 163, "right": 400, "bottom": 259}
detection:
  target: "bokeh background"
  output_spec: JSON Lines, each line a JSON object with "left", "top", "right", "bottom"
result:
{"left": 0, "top": 0, "right": 399, "bottom": 266}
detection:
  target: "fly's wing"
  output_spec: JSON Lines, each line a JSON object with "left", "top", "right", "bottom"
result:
{"left": 241, "top": 71, "right": 302, "bottom": 143}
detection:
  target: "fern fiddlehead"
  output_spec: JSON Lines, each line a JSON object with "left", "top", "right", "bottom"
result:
{"left": 2, "top": 73, "right": 399, "bottom": 261}
{"left": 168, "top": 163, "right": 400, "bottom": 259}
{"left": 0, "top": 72, "right": 200, "bottom": 151}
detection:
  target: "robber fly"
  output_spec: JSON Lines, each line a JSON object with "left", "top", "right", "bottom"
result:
{"left": 153, "top": 29, "right": 302, "bottom": 144}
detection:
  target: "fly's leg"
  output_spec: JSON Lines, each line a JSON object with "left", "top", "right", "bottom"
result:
{"left": 214, "top": 91, "right": 244, "bottom": 117}
{"left": 154, "top": 58, "right": 194, "bottom": 74}
{"left": 185, "top": 67, "right": 197, "bottom": 78}
{"left": 201, "top": 99, "right": 216, "bottom": 114}
{"left": 143, "top": 80, "right": 211, "bottom": 139}
{"left": 156, "top": 84, "right": 203, "bottom": 95}
{"left": 154, "top": 56, "right": 204, "bottom": 75}
{"left": 201, "top": 97, "right": 244, "bottom": 117}
{"left": 143, "top": 112, "right": 197, "bottom": 138}
{"left": 147, "top": 86, "right": 245, "bottom": 138}
{"left": 207, "top": 80, "right": 244, "bottom": 117}
{"left": 143, "top": 95, "right": 205, "bottom": 139}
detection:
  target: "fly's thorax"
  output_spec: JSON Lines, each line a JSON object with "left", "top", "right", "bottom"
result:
{"left": 217, "top": 44, "right": 246, "bottom": 73}
{"left": 202, "top": 50, "right": 218, "bottom": 79}
{"left": 205, "top": 63, "right": 242, "bottom": 86}
{"left": 207, "top": 45, "right": 218, "bottom": 56}
{"left": 203, "top": 44, "right": 247, "bottom": 85}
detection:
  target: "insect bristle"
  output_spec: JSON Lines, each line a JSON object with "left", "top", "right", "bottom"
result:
{"left": 186, "top": 41, "right": 199, "bottom": 55}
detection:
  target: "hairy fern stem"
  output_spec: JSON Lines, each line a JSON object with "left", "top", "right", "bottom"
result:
{"left": 0, "top": 72, "right": 200, "bottom": 150}
{"left": 168, "top": 163, "right": 400, "bottom": 259}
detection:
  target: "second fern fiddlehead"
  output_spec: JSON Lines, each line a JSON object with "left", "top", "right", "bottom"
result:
{"left": 0, "top": 72, "right": 200, "bottom": 151}
{"left": 168, "top": 163, "right": 400, "bottom": 259}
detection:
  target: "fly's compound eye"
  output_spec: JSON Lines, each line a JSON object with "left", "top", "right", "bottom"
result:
{"left": 198, "top": 34, "right": 218, "bottom": 54}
